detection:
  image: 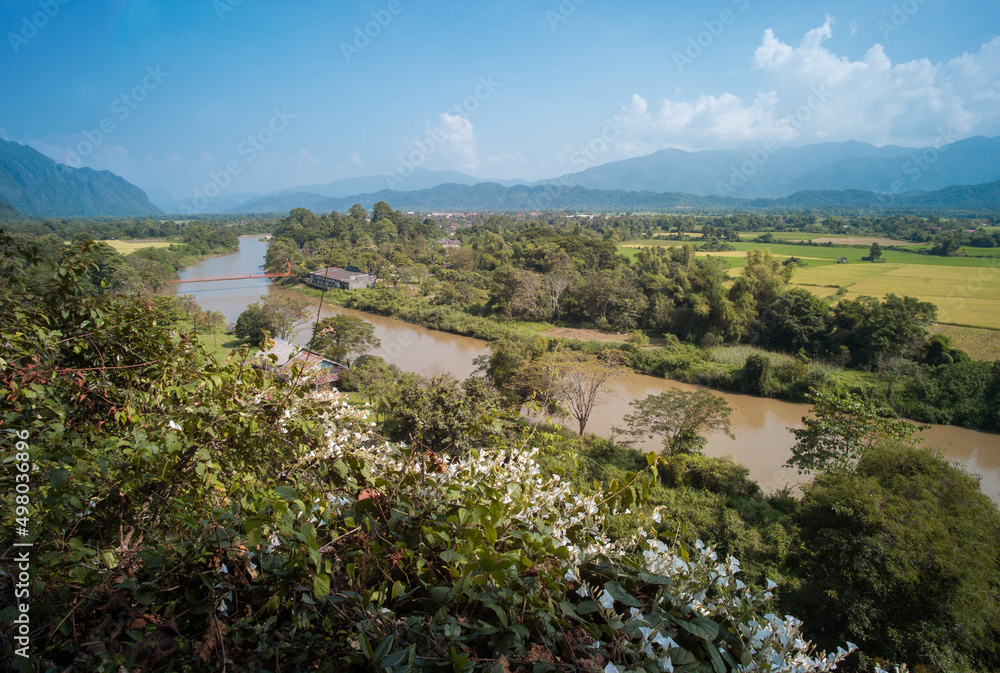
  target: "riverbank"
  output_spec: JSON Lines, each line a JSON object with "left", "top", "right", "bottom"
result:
{"left": 279, "top": 281, "right": 1000, "bottom": 436}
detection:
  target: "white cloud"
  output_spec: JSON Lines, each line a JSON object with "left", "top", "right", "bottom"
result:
{"left": 612, "top": 20, "right": 1000, "bottom": 154}
{"left": 428, "top": 112, "right": 479, "bottom": 171}
{"left": 349, "top": 152, "right": 362, "bottom": 167}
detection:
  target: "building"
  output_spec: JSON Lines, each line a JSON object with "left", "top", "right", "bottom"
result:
{"left": 253, "top": 339, "right": 346, "bottom": 391}
{"left": 438, "top": 238, "right": 461, "bottom": 248}
{"left": 306, "top": 266, "right": 376, "bottom": 290}
{"left": 837, "top": 257, "right": 848, "bottom": 264}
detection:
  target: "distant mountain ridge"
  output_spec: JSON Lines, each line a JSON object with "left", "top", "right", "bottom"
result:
{"left": 0, "top": 139, "right": 162, "bottom": 217}
{"left": 222, "top": 136, "right": 1000, "bottom": 213}
{"left": 544, "top": 136, "right": 1000, "bottom": 198}
{"left": 280, "top": 169, "right": 527, "bottom": 199}
{"left": 228, "top": 179, "right": 1000, "bottom": 214}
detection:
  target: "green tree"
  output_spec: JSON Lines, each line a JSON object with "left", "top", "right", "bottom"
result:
{"left": 235, "top": 294, "right": 310, "bottom": 342}
{"left": 384, "top": 375, "right": 514, "bottom": 455}
{"left": 785, "top": 390, "right": 924, "bottom": 473}
{"left": 868, "top": 241, "right": 883, "bottom": 262}
{"left": 830, "top": 294, "right": 937, "bottom": 368}
{"left": 619, "top": 389, "right": 734, "bottom": 455}
{"left": 751, "top": 287, "right": 831, "bottom": 355}
{"left": 787, "top": 443, "right": 1000, "bottom": 672}
{"left": 309, "top": 314, "right": 381, "bottom": 365}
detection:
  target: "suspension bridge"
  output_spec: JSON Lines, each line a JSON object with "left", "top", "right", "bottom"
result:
{"left": 169, "top": 262, "right": 293, "bottom": 284}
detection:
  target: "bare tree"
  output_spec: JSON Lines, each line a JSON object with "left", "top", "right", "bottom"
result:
{"left": 544, "top": 350, "right": 624, "bottom": 435}
{"left": 542, "top": 271, "right": 573, "bottom": 320}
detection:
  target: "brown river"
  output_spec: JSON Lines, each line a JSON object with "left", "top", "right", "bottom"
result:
{"left": 175, "top": 236, "right": 1000, "bottom": 503}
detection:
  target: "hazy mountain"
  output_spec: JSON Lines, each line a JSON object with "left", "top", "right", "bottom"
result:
{"left": 230, "top": 191, "right": 331, "bottom": 214}
{"left": 783, "top": 136, "right": 1000, "bottom": 194}
{"left": 277, "top": 169, "right": 528, "bottom": 199}
{"left": 227, "top": 179, "right": 1000, "bottom": 215}
{"left": 154, "top": 191, "right": 267, "bottom": 215}
{"left": 0, "top": 139, "right": 162, "bottom": 217}
{"left": 0, "top": 198, "right": 21, "bottom": 222}
{"left": 543, "top": 138, "right": 1000, "bottom": 198}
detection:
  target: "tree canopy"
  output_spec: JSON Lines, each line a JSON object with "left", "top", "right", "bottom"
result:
{"left": 620, "top": 389, "right": 734, "bottom": 455}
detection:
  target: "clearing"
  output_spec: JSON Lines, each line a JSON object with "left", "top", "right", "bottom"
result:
{"left": 105, "top": 238, "right": 172, "bottom": 254}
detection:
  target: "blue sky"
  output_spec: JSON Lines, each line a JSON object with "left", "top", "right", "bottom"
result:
{"left": 1, "top": 0, "right": 998, "bottom": 202}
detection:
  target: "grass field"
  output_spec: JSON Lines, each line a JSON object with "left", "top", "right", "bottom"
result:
{"left": 930, "top": 324, "right": 1000, "bottom": 361}
{"left": 105, "top": 238, "right": 172, "bottom": 254}
{"left": 619, "top": 239, "right": 1000, "bottom": 356}
{"left": 738, "top": 232, "right": 916, "bottom": 246}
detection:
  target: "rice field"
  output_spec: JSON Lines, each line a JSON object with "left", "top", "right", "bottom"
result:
{"left": 105, "top": 238, "right": 172, "bottom": 254}
{"left": 618, "top": 239, "right": 1000, "bottom": 345}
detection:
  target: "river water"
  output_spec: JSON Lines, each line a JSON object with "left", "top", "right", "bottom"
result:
{"left": 174, "top": 236, "right": 1000, "bottom": 503}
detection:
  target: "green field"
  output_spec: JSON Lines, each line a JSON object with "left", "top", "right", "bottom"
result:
{"left": 105, "top": 238, "right": 172, "bottom": 254}
{"left": 619, "top": 239, "right": 1000, "bottom": 357}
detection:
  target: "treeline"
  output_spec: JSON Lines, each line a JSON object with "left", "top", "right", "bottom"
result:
{"left": 1, "top": 213, "right": 273, "bottom": 241}
{"left": 0, "top": 221, "right": 253, "bottom": 294}
{"left": 266, "top": 203, "right": 1000, "bottom": 432}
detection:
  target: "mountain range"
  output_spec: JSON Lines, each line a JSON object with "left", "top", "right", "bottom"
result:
{"left": 226, "top": 179, "right": 1000, "bottom": 214}
{"left": 0, "top": 139, "right": 161, "bottom": 217}
{"left": 3, "top": 135, "right": 1000, "bottom": 218}
{"left": 219, "top": 136, "right": 1000, "bottom": 214}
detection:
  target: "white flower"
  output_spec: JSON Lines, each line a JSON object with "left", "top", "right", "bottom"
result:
{"left": 167, "top": 420, "right": 181, "bottom": 431}
{"left": 651, "top": 510, "right": 662, "bottom": 523}
{"left": 598, "top": 590, "right": 615, "bottom": 611}
{"left": 604, "top": 664, "right": 620, "bottom": 673}
{"left": 658, "top": 656, "right": 674, "bottom": 672}
{"left": 653, "top": 635, "right": 679, "bottom": 650}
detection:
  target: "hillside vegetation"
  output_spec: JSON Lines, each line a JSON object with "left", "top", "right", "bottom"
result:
{"left": 0, "top": 139, "right": 162, "bottom": 217}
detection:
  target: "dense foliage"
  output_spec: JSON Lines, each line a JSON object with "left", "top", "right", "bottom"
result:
{"left": 787, "top": 444, "right": 1000, "bottom": 673}
{"left": 261, "top": 203, "right": 1000, "bottom": 433}
{"left": 1, "top": 234, "right": 867, "bottom": 673}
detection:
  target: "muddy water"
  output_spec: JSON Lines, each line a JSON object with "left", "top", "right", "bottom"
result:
{"left": 174, "top": 237, "right": 1000, "bottom": 504}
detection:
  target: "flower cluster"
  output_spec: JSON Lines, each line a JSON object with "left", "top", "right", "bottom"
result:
{"left": 299, "top": 400, "right": 856, "bottom": 672}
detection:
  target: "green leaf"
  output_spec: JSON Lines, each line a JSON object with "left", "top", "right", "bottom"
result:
{"left": 679, "top": 617, "right": 720, "bottom": 642}
{"left": 429, "top": 586, "right": 451, "bottom": 603}
{"left": 638, "top": 570, "right": 673, "bottom": 586}
{"left": 381, "top": 648, "right": 409, "bottom": 671}
{"left": 373, "top": 634, "right": 394, "bottom": 664}
{"left": 313, "top": 572, "right": 331, "bottom": 598}
{"left": 604, "top": 581, "right": 644, "bottom": 608}
{"left": 48, "top": 468, "right": 70, "bottom": 489}
{"left": 440, "top": 549, "right": 464, "bottom": 564}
